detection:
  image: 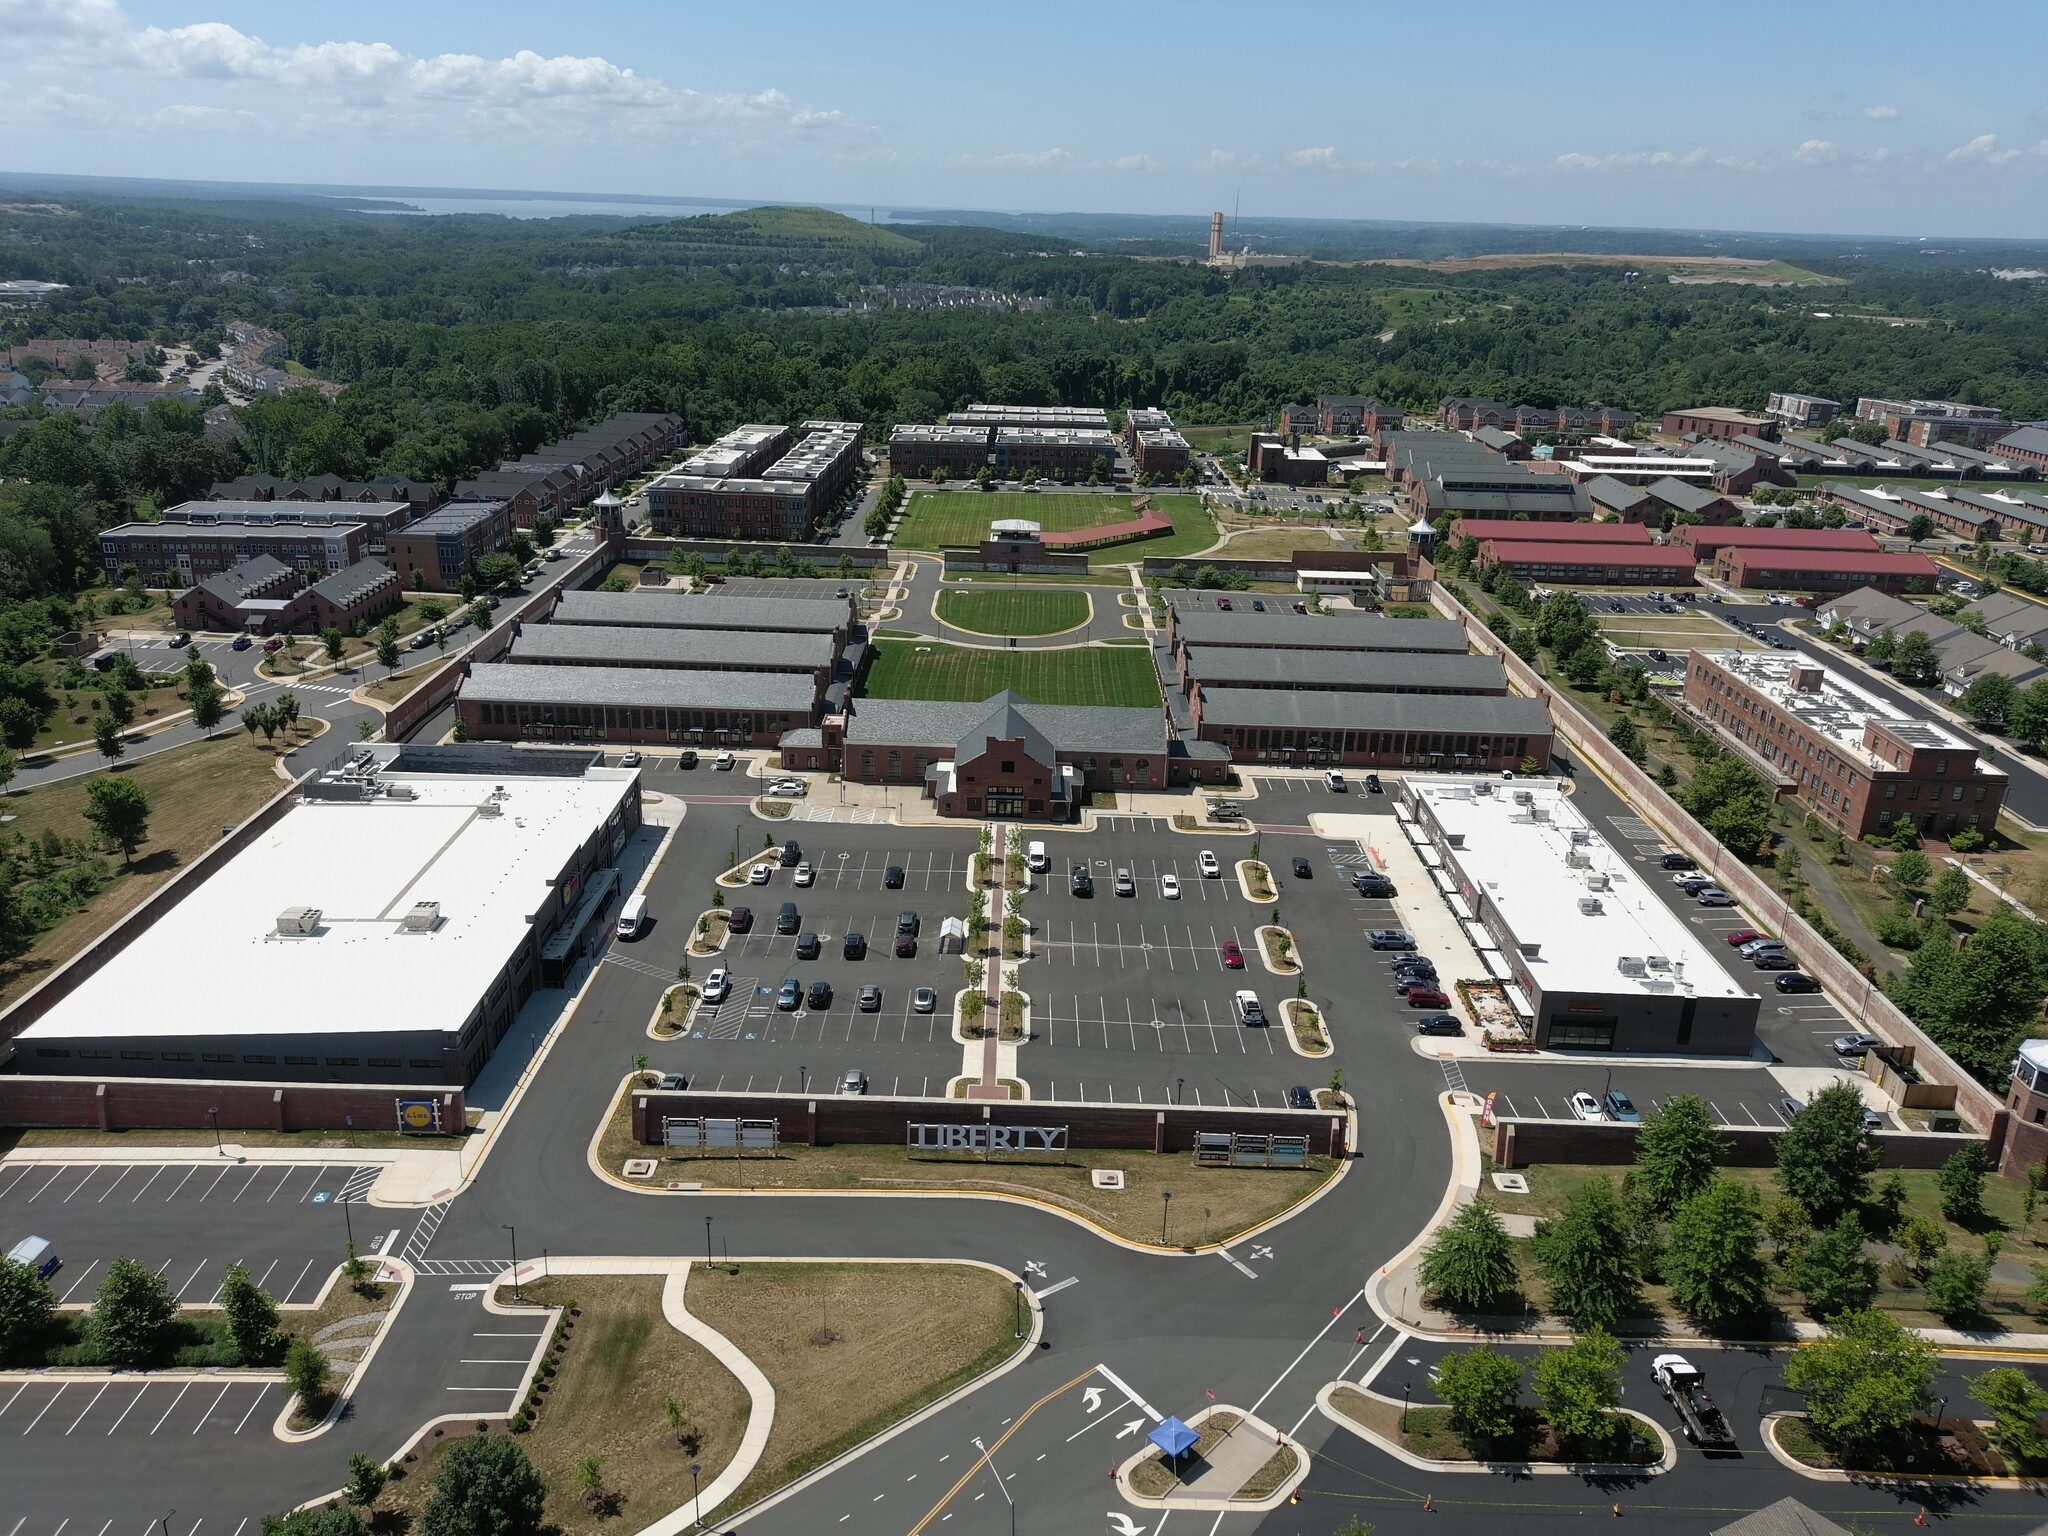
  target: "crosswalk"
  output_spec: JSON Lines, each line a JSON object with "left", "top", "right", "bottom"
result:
{"left": 413, "top": 1257, "right": 503, "bottom": 1277}
{"left": 336, "top": 1166, "right": 381, "bottom": 1203}
{"left": 794, "top": 804, "right": 885, "bottom": 823}
{"left": 399, "top": 1200, "right": 449, "bottom": 1266}
{"left": 603, "top": 952, "right": 676, "bottom": 982}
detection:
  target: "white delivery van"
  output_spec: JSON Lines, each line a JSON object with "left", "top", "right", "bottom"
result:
{"left": 616, "top": 894, "right": 649, "bottom": 940}
{"left": 1026, "top": 841, "right": 1049, "bottom": 873}
{"left": 7, "top": 1235, "right": 58, "bottom": 1278}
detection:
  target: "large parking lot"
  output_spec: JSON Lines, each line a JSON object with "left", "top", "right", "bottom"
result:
{"left": 0, "top": 1160, "right": 378, "bottom": 1305}
{"left": 648, "top": 825, "right": 978, "bottom": 1097}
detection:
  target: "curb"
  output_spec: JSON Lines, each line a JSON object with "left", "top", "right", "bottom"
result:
{"left": 1758, "top": 1410, "right": 2048, "bottom": 1488}
{"left": 1114, "top": 1404, "right": 1308, "bottom": 1512}
{"left": 1255, "top": 923, "right": 1300, "bottom": 977}
{"left": 1316, "top": 1380, "right": 1677, "bottom": 1477}
{"left": 273, "top": 1256, "right": 413, "bottom": 1445}
{"left": 1282, "top": 1000, "right": 1330, "bottom": 1058}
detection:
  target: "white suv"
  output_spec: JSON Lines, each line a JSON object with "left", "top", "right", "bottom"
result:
{"left": 701, "top": 969, "right": 730, "bottom": 1004}
{"left": 1233, "top": 990, "right": 1266, "bottom": 1026}
{"left": 1198, "top": 850, "right": 1222, "bottom": 878}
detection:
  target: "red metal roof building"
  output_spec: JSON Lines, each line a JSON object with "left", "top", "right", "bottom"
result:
{"left": 1449, "top": 518, "right": 1652, "bottom": 545}
{"left": 1714, "top": 547, "right": 1940, "bottom": 594}
{"left": 1669, "top": 525, "right": 1880, "bottom": 561}
{"left": 1477, "top": 540, "right": 1698, "bottom": 586}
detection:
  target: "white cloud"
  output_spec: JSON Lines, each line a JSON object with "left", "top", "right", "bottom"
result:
{"left": 1285, "top": 146, "right": 1339, "bottom": 170}
{"left": 963, "top": 147, "right": 1070, "bottom": 170}
{"left": 0, "top": 0, "right": 875, "bottom": 152}
{"left": 1947, "top": 133, "right": 2022, "bottom": 166}
{"left": 1793, "top": 138, "right": 1840, "bottom": 166}
{"left": 1861, "top": 104, "right": 1900, "bottom": 121}
{"left": 1111, "top": 154, "right": 1153, "bottom": 173}
{"left": 1552, "top": 148, "right": 1682, "bottom": 172}
{"left": 141, "top": 102, "right": 256, "bottom": 132}
{"left": 1206, "top": 149, "right": 1247, "bottom": 171}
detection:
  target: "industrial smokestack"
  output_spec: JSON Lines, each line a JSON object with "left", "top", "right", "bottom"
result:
{"left": 1209, "top": 212, "right": 1224, "bottom": 262}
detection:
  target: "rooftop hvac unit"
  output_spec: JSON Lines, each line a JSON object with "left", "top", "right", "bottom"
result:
{"left": 1474, "top": 780, "right": 1494, "bottom": 796}
{"left": 1617, "top": 955, "right": 1647, "bottom": 976}
{"left": 385, "top": 782, "right": 417, "bottom": 800}
{"left": 401, "top": 902, "right": 442, "bottom": 933}
{"left": 1530, "top": 807, "right": 1550, "bottom": 822}
{"left": 1570, "top": 828, "right": 1591, "bottom": 845}
{"left": 1566, "top": 849, "right": 1590, "bottom": 868}
{"left": 1645, "top": 955, "right": 1672, "bottom": 970}
{"left": 1578, "top": 896, "right": 1604, "bottom": 915}
{"left": 1512, "top": 789, "right": 1533, "bottom": 805}
{"left": 477, "top": 797, "right": 502, "bottom": 818}
{"left": 274, "top": 906, "right": 321, "bottom": 937}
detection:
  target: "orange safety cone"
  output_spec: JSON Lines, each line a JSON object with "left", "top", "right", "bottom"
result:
{"left": 1915, "top": 1512, "right": 1926, "bottom": 1527}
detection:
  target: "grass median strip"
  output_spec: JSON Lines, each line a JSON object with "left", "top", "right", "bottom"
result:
{"left": 601, "top": 1082, "right": 1334, "bottom": 1247}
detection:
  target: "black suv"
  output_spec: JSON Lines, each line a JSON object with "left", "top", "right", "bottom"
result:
{"left": 1071, "top": 866, "right": 1093, "bottom": 896}
{"left": 1659, "top": 852, "right": 1697, "bottom": 871}
{"left": 677, "top": 748, "right": 698, "bottom": 768}
{"left": 1291, "top": 856, "right": 1313, "bottom": 879}
{"left": 777, "top": 901, "right": 800, "bottom": 935}
{"left": 842, "top": 932, "right": 866, "bottom": 960}
{"left": 779, "top": 840, "right": 800, "bottom": 867}
{"left": 727, "top": 905, "right": 753, "bottom": 934}
{"left": 884, "top": 865, "right": 905, "bottom": 889}
{"left": 806, "top": 980, "right": 832, "bottom": 1010}
{"left": 795, "top": 931, "right": 821, "bottom": 960}
{"left": 1353, "top": 872, "right": 1394, "bottom": 897}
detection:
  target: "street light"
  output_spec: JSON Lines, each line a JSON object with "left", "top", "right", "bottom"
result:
{"left": 207, "top": 1105, "right": 222, "bottom": 1157}
{"left": 1175, "top": 1076, "right": 1184, "bottom": 1105}
{"left": 800, "top": 1064, "right": 808, "bottom": 1094}
{"left": 689, "top": 1462, "right": 702, "bottom": 1529}
{"left": 972, "top": 1436, "right": 1015, "bottom": 1536}
{"left": 704, "top": 1215, "right": 714, "bottom": 1268}
{"left": 1936, "top": 1394, "right": 1949, "bottom": 1433}
{"left": 1013, "top": 1280, "right": 1024, "bottom": 1340}
{"left": 502, "top": 1224, "right": 520, "bottom": 1301}
{"left": 1161, "top": 1190, "right": 1172, "bottom": 1244}
{"left": 158, "top": 1512, "right": 175, "bottom": 1536}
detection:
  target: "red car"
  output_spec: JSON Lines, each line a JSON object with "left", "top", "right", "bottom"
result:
{"left": 1725, "top": 928, "right": 1768, "bottom": 949}
{"left": 1221, "top": 940, "right": 1245, "bottom": 969}
{"left": 1405, "top": 987, "right": 1451, "bottom": 1009}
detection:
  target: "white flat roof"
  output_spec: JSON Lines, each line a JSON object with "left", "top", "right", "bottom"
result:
{"left": 21, "top": 754, "right": 636, "bottom": 1043}
{"left": 1698, "top": 648, "right": 1981, "bottom": 767}
{"left": 1408, "top": 777, "right": 1749, "bottom": 1003}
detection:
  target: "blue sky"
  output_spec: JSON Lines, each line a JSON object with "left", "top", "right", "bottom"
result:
{"left": 5, "top": 0, "right": 2048, "bottom": 237}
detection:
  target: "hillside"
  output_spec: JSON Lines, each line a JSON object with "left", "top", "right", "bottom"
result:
{"left": 628, "top": 204, "right": 919, "bottom": 257}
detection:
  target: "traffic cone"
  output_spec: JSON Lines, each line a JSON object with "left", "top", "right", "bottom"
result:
{"left": 1355, "top": 1330, "right": 1365, "bottom": 1345}
{"left": 1915, "top": 1512, "right": 1926, "bottom": 1527}
{"left": 1289, "top": 1491, "right": 1300, "bottom": 1506}
{"left": 1613, "top": 1505, "right": 1622, "bottom": 1518}
{"left": 1423, "top": 1493, "right": 1434, "bottom": 1513}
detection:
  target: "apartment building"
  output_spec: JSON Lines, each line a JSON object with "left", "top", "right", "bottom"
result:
{"left": 1766, "top": 392, "right": 1842, "bottom": 428}
{"left": 1437, "top": 399, "right": 1639, "bottom": 435}
{"left": 644, "top": 421, "right": 863, "bottom": 539}
{"left": 1684, "top": 649, "right": 2005, "bottom": 840}
{"left": 385, "top": 502, "right": 513, "bottom": 592}
{"left": 1316, "top": 395, "right": 1404, "bottom": 435}
{"left": 1661, "top": 406, "right": 1779, "bottom": 442}
{"left": 101, "top": 521, "right": 368, "bottom": 588}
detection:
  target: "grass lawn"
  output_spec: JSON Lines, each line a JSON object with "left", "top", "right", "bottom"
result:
{"left": 896, "top": 492, "right": 1217, "bottom": 566}
{"left": 363, "top": 661, "right": 450, "bottom": 704}
{"left": 863, "top": 639, "right": 1160, "bottom": 707}
{"left": 935, "top": 588, "right": 1090, "bottom": 636}
{"left": 375, "top": 1276, "right": 750, "bottom": 1535}
{"left": 1216, "top": 528, "right": 1353, "bottom": 560}
{"left": 691, "top": 1263, "right": 1026, "bottom": 1516}
{"left": 599, "top": 1083, "right": 1333, "bottom": 1248}
{"left": 0, "top": 733, "right": 289, "bottom": 1008}
{"left": 1796, "top": 472, "right": 2045, "bottom": 496}
{"left": 1179, "top": 425, "right": 1258, "bottom": 454}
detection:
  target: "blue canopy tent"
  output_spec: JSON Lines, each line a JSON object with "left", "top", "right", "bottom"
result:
{"left": 1149, "top": 1417, "right": 1199, "bottom": 1461}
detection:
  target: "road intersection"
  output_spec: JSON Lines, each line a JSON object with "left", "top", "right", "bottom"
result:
{"left": 5, "top": 779, "right": 2048, "bottom": 1535}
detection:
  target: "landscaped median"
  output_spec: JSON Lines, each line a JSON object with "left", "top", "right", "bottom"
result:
{"left": 593, "top": 1077, "right": 1340, "bottom": 1249}
{"left": 356, "top": 1262, "right": 1031, "bottom": 1534}
{"left": 1257, "top": 923, "right": 1299, "bottom": 975}
{"left": 688, "top": 907, "right": 732, "bottom": 955}
{"left": 1283, "top": 998, "right": 1329, "bottom": 1056}
{"left": 1323, "top": 1382, "right": 1668, "bottom": 1473}
{"left": 1237, "top": 859, "right": 1275, "bottom": 902}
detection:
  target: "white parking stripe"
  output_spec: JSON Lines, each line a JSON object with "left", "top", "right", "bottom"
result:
{"left": 0, "top": 1382, "right": 29, "bottom": 1419}
{"left": 104, "top": 1386, "right": 148, "bottom": 1436}
{"left": 232, "top": 1385, "right": 269, "bottom": 1434}
{"left": 148, "top": 1381, "right": 192, "bottom": 1434}
{"left": 95, "top": 1167, "right": 133, "bottom": 1202}
{"left": 57, "top": 1260, "right": 99, "bottom": 1302}
{"left": 61, "top": 1170, "right": 98, "bottom": 1201}
{"left": 191, "top": 1382, "right": 232, "bottom": 1432}
{"left": 162, "top": 1167, "right": 197, "bottom": 1202}
{"left": 64, "top": 1382, "right": 109, "bottom": 1434}
{"left": 21, "top": 1387, "right": 67, "bottom": 1434}
{"left": 128, "top": 1167, "right": 166, "bottom": 1202}
{"left": 198, "top": 1166, "right": 231, "bottom": 1201}
{"left": 26, "top": 1169, "right": 67, "bottom": 1200}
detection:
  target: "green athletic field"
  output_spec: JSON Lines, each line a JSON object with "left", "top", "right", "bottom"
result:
{"left": 893, "top": 491, "right": 1217, "bottom": 565}
{"left": 934, "top": 588, "right": 1090, "bottom": 636}
{"left": 863, "top": 639, "right": 1160, "bottom": 708}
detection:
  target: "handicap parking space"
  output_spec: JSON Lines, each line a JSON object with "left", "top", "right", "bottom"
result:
{"left": 0, "top": 1374, "right": 277, "bottom": 1442}
{"left": 0, "top": 1160, "right": 375, "bottom": 1306}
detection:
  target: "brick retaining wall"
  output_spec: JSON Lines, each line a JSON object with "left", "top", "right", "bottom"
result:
{"left": 0, "top": 1075, "right": 464, "bottom": 1133}
{"left": 1493, "top": 1115, "right": 1984, "bottom": 1170}
{"left": 1430, "top": 582, "right": 2010, "bottom": 1149}
{"left": 630, "top": 1091, "right": 1349, "bottom": 1157}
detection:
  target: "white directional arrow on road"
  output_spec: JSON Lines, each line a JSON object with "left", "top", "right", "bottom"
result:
{"left": 1106, "top": 1516, "right": 1147, "bottom": 1536}
{"left": 1115, "top": 1419, "right": 1145, "bottom": 1439}
{"left": 1082, "top": 1386, "right": 1104, "bottom": 1413}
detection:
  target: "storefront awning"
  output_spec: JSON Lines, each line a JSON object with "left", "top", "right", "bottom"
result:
{"left": 1430, "top": 867, "right": 1456, "bottom": 894}
{"left": 1503, "top": 984, "right": 1535, "bottom": 1018}
{"left": 1482, "top": 950, "right": 1516, "bottom": 981}
{"left": 1462, "top": 919, "right": 1497, "bottom": 953}
{"left": 1445, "top": 893, "right": 1473, "bottom": 921}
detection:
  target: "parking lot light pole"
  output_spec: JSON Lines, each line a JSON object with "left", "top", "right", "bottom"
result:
{"left": 705, "top": 1215, "right": 714, "bottom": 1268}
{"left": 1161, "top": 1191, "right": 1172, "bottom": 1244}
{"left": 689, "top": 1462, "right": 702, "bottom": 1527}
{"left": 1013, "top": 1280, "right": 1024, "bottom": 1339}
{"left": 502, "top": 1224, "right": 520, "bottom": 1301}
{"left": 208, "top": 1105, "right": 222, "bottom": 1156}
{"left": 800, "top": 1064, "right": 808, "bottom": 1094}
{"left": 158, "top": 1511, "right": 174, "bottom": 1536}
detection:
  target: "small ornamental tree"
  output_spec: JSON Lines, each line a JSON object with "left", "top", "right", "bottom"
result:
{"left": 1531, "top": 1179, "right": 1635, "bottom": 1328}
{"left": 1782, "top": 1309, "right": 1936, "bottom": 1454}
{"left": 1969, "top": 1367, "right": 2048, "bottom": 1464}
{"left": 86, "top": 1256, "right": 178, "bottom": 1366}
{"left": 1532, "top": 1326, "right": 1623, "bottom": 1446}
{"left": 1792, "top": 1213, "right": 1878, "bottom": 1320}
{"left": 1417, "top": 1200, "right": 1518, "bottom": 1312}
{"left": 419, "top": 1434, "right": 548, "bottom": 1536}
{"left": 218, "top": 1262, "right": 280, "bottom": 1364}
{"left": 1432, "top": 1346, "right": 1523, "bottom": 1449}
{"left": 1629, "top": 1093, "right": 1723, "bottom": 1214}
{"left": 1776, "top": 1082, "right": 1879, "bottom": 1222}
{"left": 1937, "top": 1141, "right": 1991, "bottom": 1226}
{"left": 283, "top": 1335, "right": 331, "bottom": 1410}
{"left": 1663, "top": 1178, "right": 1768, "bottom": 1327}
